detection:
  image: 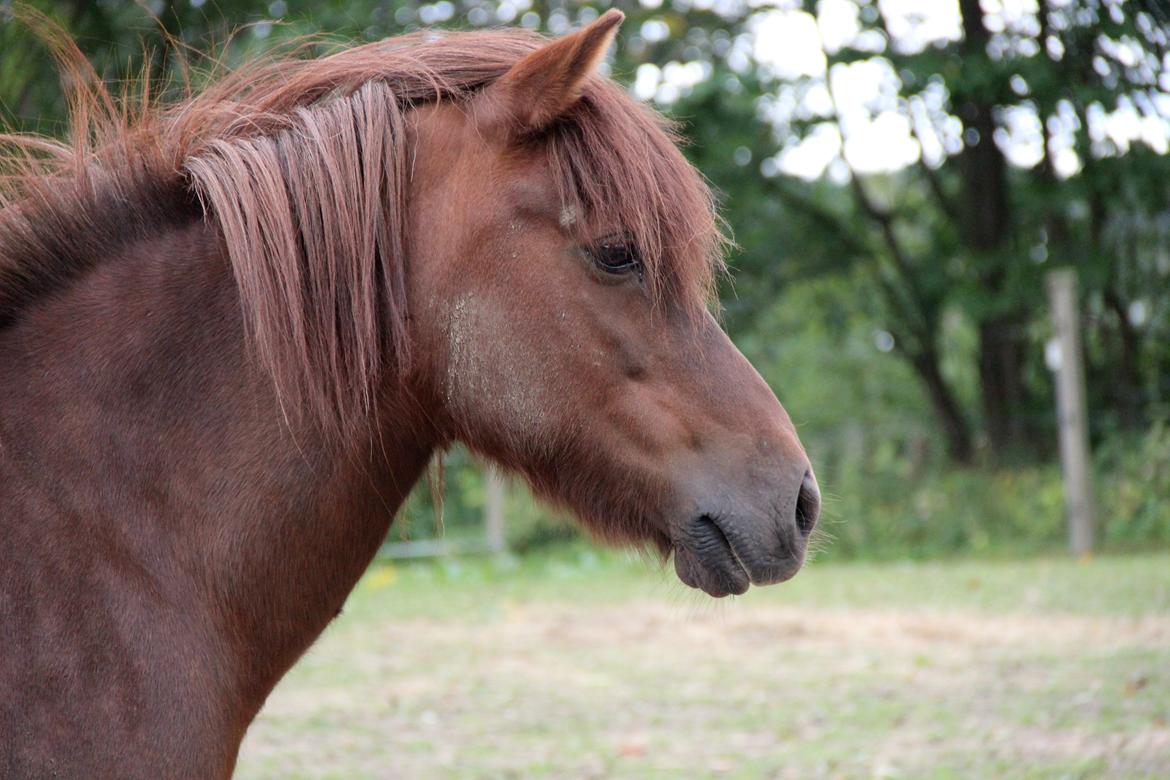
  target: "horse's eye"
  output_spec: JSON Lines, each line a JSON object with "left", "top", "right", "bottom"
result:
{"left": 589, "top": 240, "right": 642, "bottom": 277}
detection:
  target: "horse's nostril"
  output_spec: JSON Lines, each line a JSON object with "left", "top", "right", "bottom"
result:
{"left": 794, "top": 470, "right": 820, "bottom": 536}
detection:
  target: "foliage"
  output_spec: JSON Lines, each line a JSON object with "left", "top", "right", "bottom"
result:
{"left": 401, "top": 420, "right": 1170, "bottom": 560}
{"left": 1095, "top": 421, "right": 1170, "bottom": 549}
{"left": 702, "top": 0, "right": 1170, "bottom": 462}
{"left": 393, "top": 447, "right": 580, "bottom": 552}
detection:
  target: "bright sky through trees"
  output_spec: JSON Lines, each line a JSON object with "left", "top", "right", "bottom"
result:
{"left": 633, "top": 0, "right": 1170, "bottom": 181}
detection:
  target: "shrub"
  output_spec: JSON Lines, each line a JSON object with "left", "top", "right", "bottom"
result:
{"left": 388, "top": 426, "right": 1170, "bottom": 560}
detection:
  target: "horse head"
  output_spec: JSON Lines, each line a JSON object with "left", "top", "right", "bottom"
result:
{"left": 405, "top": 12, "right": 820, "bottom": 596}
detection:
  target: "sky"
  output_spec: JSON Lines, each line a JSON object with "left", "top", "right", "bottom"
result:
{"left": 629, "top": 0, "right": 1170, "bottom": 182}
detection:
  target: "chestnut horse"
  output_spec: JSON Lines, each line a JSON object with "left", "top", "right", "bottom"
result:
{"left": 0, "top": 11, "right": 819, "bottom": 777}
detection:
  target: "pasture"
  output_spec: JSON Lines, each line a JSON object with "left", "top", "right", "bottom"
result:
{"left": 237, "top": 552, "right": 1170, "bottom": 778}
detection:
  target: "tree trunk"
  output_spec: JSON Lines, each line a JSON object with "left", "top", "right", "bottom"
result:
{"left": 910, "top": 346, "right": 975, "bottom": 464}
{"left": 1103, "top": 286, "right": 1144, "bottom": 430}
{"left": 977, "top": 317, "right": 1027, "bottom": 453}
{"left": 957, "top": 0, "right": 1029, "bottom": 455}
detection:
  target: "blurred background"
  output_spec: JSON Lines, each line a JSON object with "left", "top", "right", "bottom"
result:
{"left": 3, "top": 0, "right": 1168, "bottom": 776}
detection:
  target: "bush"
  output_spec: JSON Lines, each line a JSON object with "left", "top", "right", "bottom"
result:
{"left": 389, "top": 427, "right": 1170, "bottom": 561}
{"left": 1095, "top": 422, "right": 1170, "bottom": 550}
{"left": 819, "top": 463, "right": 1067, "bottom": 560}
{"left": 818, "top": 423, "right": 1170, "bottom": 560}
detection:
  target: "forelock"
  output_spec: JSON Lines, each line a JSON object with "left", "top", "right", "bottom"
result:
{"left": 543, "top": 79, "right": 728, "bottom": 319}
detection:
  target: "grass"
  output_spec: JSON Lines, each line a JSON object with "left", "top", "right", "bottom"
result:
{"left": 236, "top": 549, "right": 1170, "bottom": 778}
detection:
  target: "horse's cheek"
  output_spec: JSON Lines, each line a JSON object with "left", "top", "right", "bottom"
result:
{"left": 441, "top": 291, "right": 561, "bottom": 444}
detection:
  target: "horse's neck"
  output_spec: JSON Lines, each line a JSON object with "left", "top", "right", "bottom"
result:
{"left": 0, "top": 218, "right": 432, "bottom": 714}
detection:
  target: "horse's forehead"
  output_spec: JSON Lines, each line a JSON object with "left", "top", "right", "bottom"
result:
{"left": 411, "top": 98, "right": 673, "bottom": 244}
{"left": 410, "top": 102, "right": 480, "bottom": 157}
{"left": 413, "top": 108, "right": 566, "bottom": 219}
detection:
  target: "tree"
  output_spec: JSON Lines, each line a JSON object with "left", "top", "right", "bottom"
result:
{"left": 646, "top": 0, "right": 1170, "bottom": 461}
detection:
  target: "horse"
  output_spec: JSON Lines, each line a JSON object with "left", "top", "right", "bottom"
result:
{"left": 0, "top": 10, "right": 820, "bottom": 777}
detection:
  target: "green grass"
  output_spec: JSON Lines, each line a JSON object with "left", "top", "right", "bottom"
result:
{"left": 237, "top": 549, "right": 1170, "bottom": 778}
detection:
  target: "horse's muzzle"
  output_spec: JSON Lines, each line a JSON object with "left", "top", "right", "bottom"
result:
{"left": 672, "top": 469, "right": 820, "bottom": 597}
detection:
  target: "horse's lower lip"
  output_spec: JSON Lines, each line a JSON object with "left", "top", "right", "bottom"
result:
{"left": 672, "top": 513, "right": 809, "bottom": 595}
{"left": 672, "top": 521, "right": 751, "bottom": 597}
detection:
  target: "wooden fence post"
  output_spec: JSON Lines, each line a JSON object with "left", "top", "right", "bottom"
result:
{"left": 1046, "top": 269, "right": 1095, "bottom": 555}
{"left": 484, "top": 465, "right": 508, "bottom": 556}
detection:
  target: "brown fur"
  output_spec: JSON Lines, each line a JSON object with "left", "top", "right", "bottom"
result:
{"left": 0, "top": 11, "right": 817, "bottom": 777}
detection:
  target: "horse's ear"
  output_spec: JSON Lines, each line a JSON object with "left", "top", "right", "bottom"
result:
{"left": 485, "top": 10, "right": 624, "bottom": 135}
